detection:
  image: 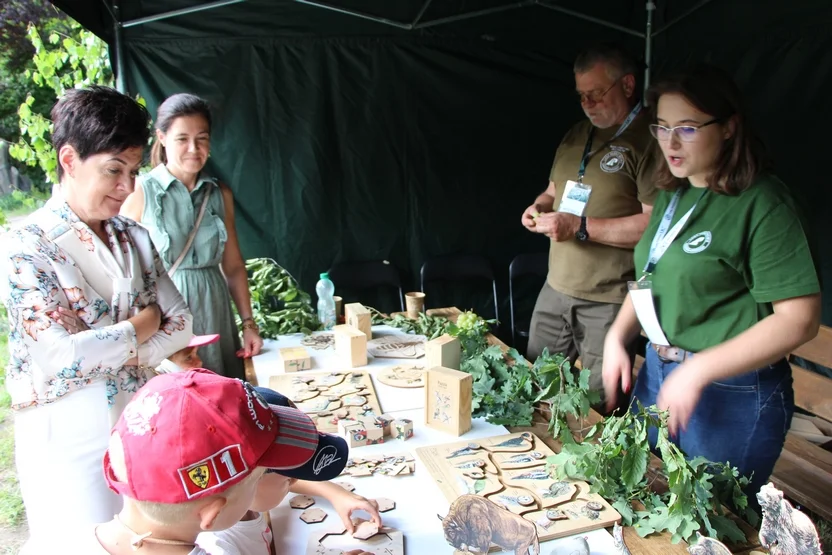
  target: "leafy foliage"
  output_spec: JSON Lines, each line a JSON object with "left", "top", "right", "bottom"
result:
{"left": 549, "top": 401, "right": 756, "bottom": 544}
{"left": 242, "top": 258, "right": 321, "bottom": 338}
{"left": 10, "top": 20, "right": 114, "bottom": 184}
{"left": 0, "top": 0, "right": 65, "bottom": 73}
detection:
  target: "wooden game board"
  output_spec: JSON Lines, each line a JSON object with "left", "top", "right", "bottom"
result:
{"left": 416, "top": 431, "right": 620, "bottom": 542}
{"left": 269, "top": 371, "right": 383, "bottom": 434}
{"left": 375, "top": 364, "right": 427, "bottom": 388}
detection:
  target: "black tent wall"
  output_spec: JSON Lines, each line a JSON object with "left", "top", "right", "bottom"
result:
{"left": 49, "top": 0, "right": 832, "bottom": 327}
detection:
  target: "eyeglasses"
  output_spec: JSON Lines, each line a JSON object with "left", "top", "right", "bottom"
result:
{"left": 649, "top": 119, "right": 722, "bottom": 142}
{"left": 576, "top": 79, "right": 618, "bottom": 105}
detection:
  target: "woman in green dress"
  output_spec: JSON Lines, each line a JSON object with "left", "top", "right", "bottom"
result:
{"left": 121, "top": 94, "right": 262, "bottom": 378}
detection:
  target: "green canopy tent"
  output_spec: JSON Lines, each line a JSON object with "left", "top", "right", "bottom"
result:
{"left": 46, "top": 0, "right": 832, "bottom": 326}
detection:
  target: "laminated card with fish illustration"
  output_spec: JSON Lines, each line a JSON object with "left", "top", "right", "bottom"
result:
{"left": 416, "top": 432, "right": 620, "bottom": 542}
{"left": 268, "top": 370, "right": 383, "bottom": 434}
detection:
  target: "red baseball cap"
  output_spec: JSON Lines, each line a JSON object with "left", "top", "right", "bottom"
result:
{"left": 188, "top": 334, "right": 220, "bottom": 348}
{"left": 104, "top": 369, "right": 322, "bottom": 503}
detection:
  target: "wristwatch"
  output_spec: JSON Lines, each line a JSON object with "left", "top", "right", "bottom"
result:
{"left": 575, "top": 216, "right": 589, "bottom": 242}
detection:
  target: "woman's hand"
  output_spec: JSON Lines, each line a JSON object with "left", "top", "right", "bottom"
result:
{"left": 602, "top": 333, "right": 633, "bottom": 413}
{"left": 328, "top": 487, "right": 382, "bottom": 534}
{"left": 656, "top": 358, "right": 708, "bottom": 437}
{"left": 237, "top": 327, "right": 263, "bottom": 358}
{"left": 50, "top": 306, "right": 89, "bottom": 335}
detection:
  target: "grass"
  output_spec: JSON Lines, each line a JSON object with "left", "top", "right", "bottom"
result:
{"left": 0, "top": 307, "right": 25, "bottom": 530}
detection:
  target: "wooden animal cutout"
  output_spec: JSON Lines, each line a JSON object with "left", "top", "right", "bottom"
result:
{"left": 438, "top": 494, "right": 540, "bottom": 555}
{"left": 757, "top": 482, "right": 822, "bottom": 555}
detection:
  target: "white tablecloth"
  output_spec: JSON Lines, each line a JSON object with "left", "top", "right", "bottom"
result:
{"left": 252, "top": 328, "right": 617, "bottom": 554}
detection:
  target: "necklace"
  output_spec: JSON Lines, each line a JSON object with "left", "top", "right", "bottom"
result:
{"left": 112, "top": 514, "right": 196, "bottom": 551}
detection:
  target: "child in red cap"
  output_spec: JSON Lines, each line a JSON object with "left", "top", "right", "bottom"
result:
{"left": 64, "top": 368, "right": 353, "bottom": 554}
{"left": 197, "top": 388, "right": 382, "bottom": 554}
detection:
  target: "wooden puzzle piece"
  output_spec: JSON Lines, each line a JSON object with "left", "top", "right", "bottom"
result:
{"left": 301, "top": 333, "right": 334, "bottom": 350}
{"left": 375, "top": 498, "right": 395, "bottom": 513}
{"left": 290, "top": 495, "right": 315, "bottom": 509}
{"left": 291, "top": 389, "right": 320, "bottom": 403}
{"left": 376, "top": 364, "right": 427, "bottom": 388}
{"left": 367, "top": 334, "right": 427, "bottom": 359}
{"left": 487, "top": 485, "right": 540, "bottom": 515}
{"left": 296, "top": 398, "right": 333, "bottom": 414}
{"left": 341, "top": 394, "right": 367, "bottom": 407}
{"left": 453, "top": 473, "right": 503, "bottom": 498}
{"left": 479, "top": 432, "right": 535, "bottom": 453}
{"left": 351, "top": 520, "right": 379, "bottom": 540}
{"left": 306, "top": 522, "right": 404, "bottom": 555}
{"left": 492, "top": 450, "right": 547, "bottom": 469}
{"left": 340, "top": 453, "right": 416, "bottom": 478}
{"left": 300, "top": 508, "right": 328, "bottom": 524}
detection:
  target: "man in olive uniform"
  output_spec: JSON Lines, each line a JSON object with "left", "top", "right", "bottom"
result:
{"left": 521, "top": 43, "right": 658, "bottom": 413}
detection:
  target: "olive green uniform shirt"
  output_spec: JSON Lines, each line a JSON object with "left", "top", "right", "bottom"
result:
{"left": 547, "top": 114, "right": 658, "bottom": 303}
{"left": 633, "top": 175, "right": 820, "bottom": 353}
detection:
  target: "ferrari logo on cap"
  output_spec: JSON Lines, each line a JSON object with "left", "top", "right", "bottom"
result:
{"left": 188, "top": 465, "right": 210, "bottom": 489}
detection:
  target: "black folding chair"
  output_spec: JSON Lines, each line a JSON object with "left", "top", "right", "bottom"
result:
{"left": 509, "top": 253, "right": 549, "bottom": 347}
{"left": 328, "top": 260, "right": 405, "bottom": 313}
{"left": 420, "top": 254, "right": 499, "bottom": 322}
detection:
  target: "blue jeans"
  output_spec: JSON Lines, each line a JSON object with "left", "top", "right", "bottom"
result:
{"left": 632, "top": 345, "right": 794, "bottom": 514}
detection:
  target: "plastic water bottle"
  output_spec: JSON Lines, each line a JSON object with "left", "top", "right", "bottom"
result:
{"left": 316, "top": 272, "right": 336, "bottom": 330}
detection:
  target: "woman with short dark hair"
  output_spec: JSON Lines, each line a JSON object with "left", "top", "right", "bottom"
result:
{"left": 121, "top": 94, "right": 262, "bottom": 378}
{"left": 602, "top": 64, "right": 821, "bottom": 507}
{"left": 0, "top": 86, "right": 192, "bottom": 552}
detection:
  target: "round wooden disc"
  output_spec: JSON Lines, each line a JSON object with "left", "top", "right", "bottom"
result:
{"left": 376, "top": 365, "right": 426, "bottom": 389}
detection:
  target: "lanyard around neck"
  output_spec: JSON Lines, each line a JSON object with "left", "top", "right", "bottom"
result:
{"left": 577, "top": 102, "right": 642, "bottom": 182}
{"left": 643, "top": 187, "right": 709, "bottom": 275}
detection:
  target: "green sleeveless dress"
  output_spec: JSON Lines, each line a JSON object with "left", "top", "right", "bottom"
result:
{"left": 139, "top": 164, "right": 244, "bottom": 379}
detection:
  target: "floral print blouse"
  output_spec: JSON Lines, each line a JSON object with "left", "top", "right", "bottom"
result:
{"left": 0, "top": 194, "right": 193, "bottom": 416}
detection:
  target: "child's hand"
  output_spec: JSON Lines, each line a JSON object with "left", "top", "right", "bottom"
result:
{"left": 329, "top": 487, "right": 382, "bottom": 533}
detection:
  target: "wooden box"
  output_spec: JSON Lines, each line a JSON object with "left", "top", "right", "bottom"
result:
{"left": 425, "top": 334, "right": 461, "bottom": 370}
{"left": 334, "top": 324, "right": 367, "bottom": 367}
{"left": 393, "top": 418, "right": 414, "bottom": 441}
{"left": 278, "top": 347, "right": 311, "bottom": 372}
{"left": 424, "top": 366, "right": 472, "bottom": 436}
{"left": 345, "top": 303, "right": 372, "bottom": 339}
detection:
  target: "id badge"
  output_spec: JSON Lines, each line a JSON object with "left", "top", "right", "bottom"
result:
{"left": 627, "top": 280, "right": 670, "bottom": 346}
{"left": 557, "top": 180, "right": 592, "bottom": 217}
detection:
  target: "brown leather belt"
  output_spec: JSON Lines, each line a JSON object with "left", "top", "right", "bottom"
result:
{"left": 652, "top": 344, "right": 695, "bottom": 363}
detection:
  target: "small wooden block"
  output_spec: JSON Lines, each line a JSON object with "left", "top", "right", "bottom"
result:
{"left": 377, "top": 413, "right": 395, "bottom": 436}
{"left": 424, "top": 366, "right": 473, "bottom": 436}
{"left": 375, "top": 498, "right": 396, "bottom": 512}
{"left": 352, "top": 520, "right": 379, "bottom": 540}
{"left": 289, "top": 495, "right": 315, "bottom": 509}
{"left": 300, "top": 508, "right": 328, "bottom": 524}
{"left": 366, "top": 425, "right": 385, "bottom": 445}
{"left": 425, "top": 334, "right": 461, "bottom": 370}
{"left": 279, "top": 346, "right": 311, "bottom": 372}
{"left": 345, "top": 303, "right": 372, "bottom": 339}
{"left": 334, "top": 481, "right": 355, "bottom": 492}
{"left": 337, "top": 420, "right": 369, "bottom": 448}
{"left": 334, "top": 324, "right": 368, "bottom": 368}
{"left": 393, "top": 418, "right": 414, "bottom": 441}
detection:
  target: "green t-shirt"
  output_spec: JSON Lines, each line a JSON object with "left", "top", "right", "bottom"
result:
{"left": 634, "top": 175, "right": 820, "bottom": 353}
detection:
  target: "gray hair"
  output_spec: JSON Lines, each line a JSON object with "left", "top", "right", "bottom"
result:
{"left": 574, "top": 43, "right": 639, "bottom": 81}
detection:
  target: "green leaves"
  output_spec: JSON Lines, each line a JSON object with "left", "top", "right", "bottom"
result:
{"left": 550, "top": 403, "right": 754, "bottom": 545}
{"left": 241, "top": 258, "right": 321, "bottom": 338}
{"left": 10, "top": 20, "right": 114, "bottom": 184}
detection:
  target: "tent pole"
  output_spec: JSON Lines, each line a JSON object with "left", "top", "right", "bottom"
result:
{"left": 653, "top": 0, "right": 715, "bottom": 36}
{"left": 293, "top": 0, "right": 414, "bottom": 29}
{"left": 112, "top": 0, "right": 126, "bottom": 93}
{"left": 123, "top": 0, "right": 247, "bottom": 28}
{"left": 411, "top": 0, "right": 434, "bottom": 27}
{"left": 414, "top": 1, "right": 534, "bottom": 30}
{"left": 536, "top": 1, "right": 643, "bottom": 38}
{"left": 643, "top": 0, "right": 655, "bottom": 105}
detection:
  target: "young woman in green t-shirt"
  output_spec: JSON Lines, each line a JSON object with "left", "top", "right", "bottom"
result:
{"left": 601, "top": 64, "right": 821, "bottom": 507}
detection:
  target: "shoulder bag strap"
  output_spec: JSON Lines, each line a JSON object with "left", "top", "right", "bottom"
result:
{"left": 168, "top": 185, "right": 213, "bottom": 278}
